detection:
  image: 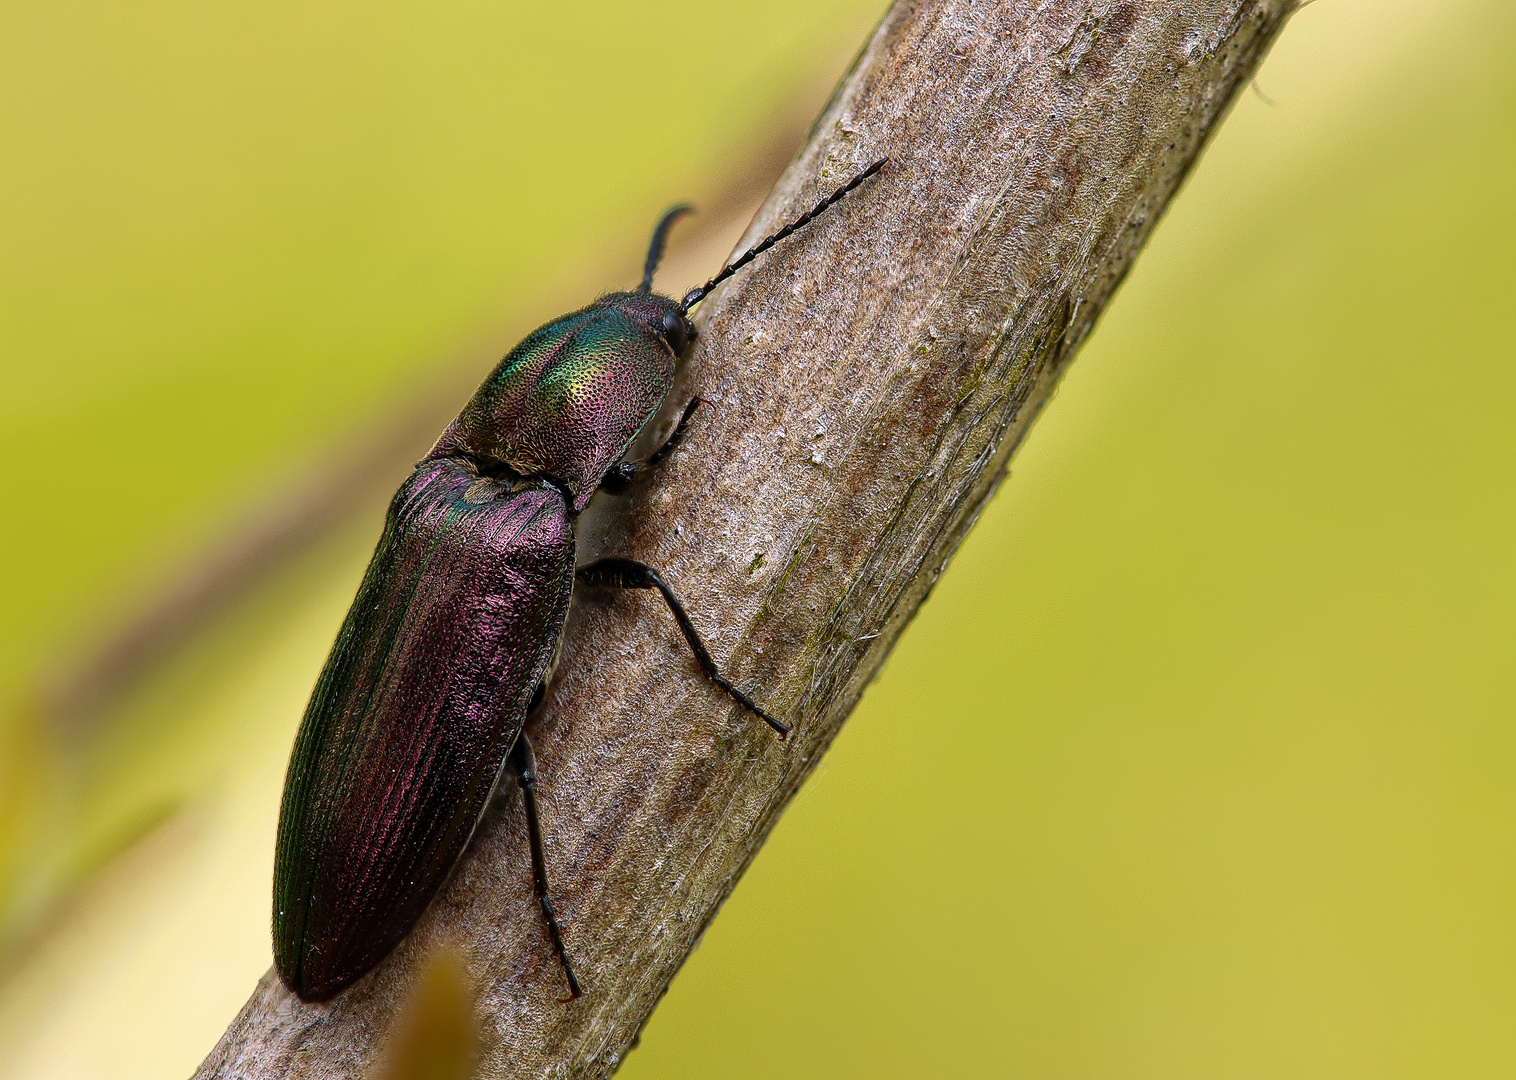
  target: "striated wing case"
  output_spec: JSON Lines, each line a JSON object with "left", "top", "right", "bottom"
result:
{"left": 273, "top": 457, "right": 574, "bottom": 1001}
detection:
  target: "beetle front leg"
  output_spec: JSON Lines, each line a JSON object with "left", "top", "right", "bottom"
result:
{"left": 510, "top": 732, "right": 583, "bottom": 1002}
{"left": 598, "top": 397, "right": 704, "bottom": 494}
{"left": 575, "top": 557, "right": 790, "bottom": 738}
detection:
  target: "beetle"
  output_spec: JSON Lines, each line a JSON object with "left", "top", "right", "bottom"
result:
{"left": 272, "top": 159, "right": 886, "bottom": 1003}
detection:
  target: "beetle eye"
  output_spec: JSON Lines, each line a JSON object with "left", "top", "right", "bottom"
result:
{"left": 661, "top": 309, "right": 688, "bottom": 353}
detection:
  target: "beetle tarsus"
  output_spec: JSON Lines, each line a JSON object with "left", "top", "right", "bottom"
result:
{"left": 575, "top": 557, "right": 790, "bottom": 737}
{"left": 511, "top": 733, "right": 583, "bottom": 1001}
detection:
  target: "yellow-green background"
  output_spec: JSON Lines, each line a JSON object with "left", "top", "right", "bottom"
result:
{"left": 2, "top": 1, "right": 1512, "bottom": 1077}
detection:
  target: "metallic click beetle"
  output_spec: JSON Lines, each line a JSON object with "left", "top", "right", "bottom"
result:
{"left": 272, "top": 159, "right": 886, "bottom": 1002}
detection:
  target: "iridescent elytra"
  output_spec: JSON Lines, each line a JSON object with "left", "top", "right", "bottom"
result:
{"left": 272, "top": 159, "right": 887, "bottom": 1002}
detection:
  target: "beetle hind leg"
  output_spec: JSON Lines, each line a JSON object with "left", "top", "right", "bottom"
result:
{"left": 510, "top": 732, "right": 583, "bottom": 1001}
{"left": 575, "top": 557, "right": 790, "bottom": 738}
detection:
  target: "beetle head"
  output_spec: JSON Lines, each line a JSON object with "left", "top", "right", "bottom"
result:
{"left": 609, "top": 291, "right": 697, "bottom": 359}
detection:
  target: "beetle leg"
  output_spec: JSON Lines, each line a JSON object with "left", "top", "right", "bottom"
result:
{"left": 575, "top": 557, "right": 790, "bottom": 738}
{"left": 510, "top": 732, "right": 583, "bottom": 1001}
{"left": 599, "top": 397, "right": 704, "bottom": 494}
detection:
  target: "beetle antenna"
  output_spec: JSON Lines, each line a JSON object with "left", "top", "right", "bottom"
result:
{"left": 680, "top": 157, "right": 887, "bottom": 311}
{"left": 639, "top": 205, "right": 693, "bottom": 294}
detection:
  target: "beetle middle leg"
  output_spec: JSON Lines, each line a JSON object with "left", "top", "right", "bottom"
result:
{"left": 509, "top": 731, "right": 583, "bottom": 1001}
{"left": 575, "top": 557, "right": 789, "bottom": 738}
{"left": 598, "top": 397, "right": 703, "bottom": 494}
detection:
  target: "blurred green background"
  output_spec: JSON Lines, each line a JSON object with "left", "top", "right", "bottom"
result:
{"left": 2, "top": 1, "right": 1513, "bottom": 1077}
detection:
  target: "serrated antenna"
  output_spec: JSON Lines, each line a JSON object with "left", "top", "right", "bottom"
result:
{"left": 679, "top": 157, "right": 887, "bottom": 312}
{"left": 639, "top": 204, "right": 693, "bottom": 294}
